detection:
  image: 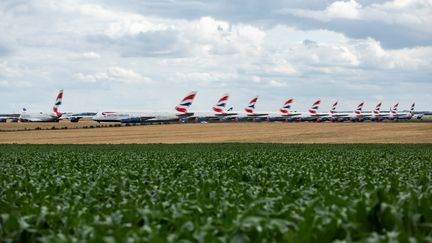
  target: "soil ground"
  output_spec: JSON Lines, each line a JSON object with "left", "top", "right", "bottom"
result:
{"left": 0, "top": 122, "right": 431, "bottom": 144}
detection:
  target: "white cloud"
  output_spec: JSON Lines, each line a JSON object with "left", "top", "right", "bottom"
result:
{"left": 37, "top": 1, "right": 266, "bottom": 57}
{"left": 326, "top": 0, "right": 362, "bottom": 19}
{"left": 281, "top": 0, "right": 362, "bottom": 21}
{"left": 0, "top": 0, "right": 431, "bottom": 112}
{"left": 264, "top": 26, "right": 431, "bottom": 71}
{"left": 278, "top": 0, "right": 432, "bottom": 33}
{"left": 105, "top": 19, "right": 169, "bottom": 38}
{"left": 74, "top": 72, "right": 108, "bottom": 83}
{"left": 0, "top": 79, "right": 32, "bottom": 88}
{"left": 264, "top": 59, "right": 297, "bottom": 75}
{"left": 365, "top": 0, "right": 432, "bottom": 32}
{"left": 102, "top": 16, "right": 266, "bottom": 57}
{"left": 0, "top": 80, "right": 9, "bottom": 87}
{"left": 269, "top": 79, "right": 288, "bottom": 87}
{"left": 0, "top": 62, "right": 22, "bottom": 77}
{"left": 179, "top": 17, "right": 265, "bottom": 56}
{"left": 74, "top": 66, "right": 152, "bottom": 84}
{"left": 80, "top": 51, "right": 100, "bottom": 59}
{"left": 172, "top": 71, "right": 238, "bottom": 85}
{"left": 350, "top": 38, "right": 432, "bottom": 70}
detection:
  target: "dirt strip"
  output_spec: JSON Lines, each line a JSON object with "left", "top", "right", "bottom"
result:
{"left": 0, "top": 122, "right": 431, "bottom": 144}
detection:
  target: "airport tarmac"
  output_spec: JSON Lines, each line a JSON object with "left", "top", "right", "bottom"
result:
{"left": 0, "top": 122, "right": 431, "bottom": 144}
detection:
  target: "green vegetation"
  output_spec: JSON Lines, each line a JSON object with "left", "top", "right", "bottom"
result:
{"left": 1, "top": 144, "right": 431, "bottom": 242}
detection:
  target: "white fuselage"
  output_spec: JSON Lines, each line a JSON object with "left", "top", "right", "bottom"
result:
{"left": 288, "top": 112, "right": 328, "bottom": 121}
{"left": 19, "top": 112, "right": 59, "bottom": 122}
{"left": 92, "top": 111, "right": 193, "bottom": 123}
{"left": 331, "top": 111, "right": 367, "bottom": 121}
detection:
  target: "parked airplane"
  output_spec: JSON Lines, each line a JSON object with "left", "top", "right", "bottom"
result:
{"left": 234, "top": 96, "right": 270, "bottom": 121}
{"left": 387, "top": 102, "right": 419, "bottom": 120}
{"left": 330, "top": 102, "right": 365, "bottom": 122}
{"left": 383, "top": 103, "right": 400, "bottom": 120}
{"left": 367, "top": 102, "right": 385, "bottom": 121}
{"left": 263, "top": 99, "right": 328, "bottom": 122}
{"left": 318, "top": 101, "right": 339, "bottom": 122}
{"left": 92, "top": 91, "right": 198, "bottom": 123}
{"left": 266, "top": 98, "right": 300, "bottom": 121}
{"left": 67, "top": 112, "right": 98, "bottom": 122}
{"left": 191, "top": 94, "right": 238, "bottom": 122}
{"left": 19, "top": 90, "right": 64, "bottom": 122}
{"left": 0, "top": 114, "right": 17, "bottom": 122}
{"left": 284, "top": 100, "right": 328, "bottom": 121}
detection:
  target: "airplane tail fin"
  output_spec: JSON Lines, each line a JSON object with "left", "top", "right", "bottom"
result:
{"left": 410, "top": 102, "right": 415, "bottom": 114}
{"left": 391, "top": 102, "right": 399, "bottom": 115}
{"left": 280, "top": 98, "right": 294, "bottom": 114}
{"left": 244, "top": 96, "right": 258, "bottom": 114}
{"left": 308, "top": 99, "right": 321, "bottom": 115}
{"left": 212, "top": 94, "right": 230, "bottom": 114}
{"left": 52, "top": 89, "right": 64, "bottom": 117}
{"left": 175, "top": 91, "right": 197, "bottom": 113}
{"left": 354, "top": 101, "right": 364, "bottom": 115}
{"left": 330, "top": 101, "right": 338, "bottom": 114}
{"left": 373, "top": 102, "right": 382, "bottom": 115}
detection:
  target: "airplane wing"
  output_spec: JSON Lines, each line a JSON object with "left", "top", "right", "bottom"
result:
{"left": 281, "top": 112, "right": 302, "bottom": 117}
{"left": 176, "top": 112, "right": 194, "bottom": 118}
{"left": 120, "top": 116, "right": 156, "bottom": 123}
{"left": 312, "top": 113, "right": 329, "bottom": 117}
{"left": 247, "top": 113, "right": 268, "bottom": 117}
{"left": 194, "top": 112, "right": 238, "bottom": 119}
{"left": 331, "top": 113, "right": 351, "bottom": 117}
{"left": 215, "top": 112, "right": 238, "bottom": 117}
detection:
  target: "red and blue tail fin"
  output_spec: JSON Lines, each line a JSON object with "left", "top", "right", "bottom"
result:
{"left": 280, "top": 98, "right": 294, "bottom": 114}
{"left": 391, "top": 102, "right": 399, "bottom": 115}
{"left": 373, "top": 102, "right": 382, "bottom": 115}
{"left": 410, "top": 102, "right": 415, "bottom": 114}
{"left": 354, "top": 101, "right": 364, "bottom": 115}
{"left": 308, "top": 99, "right": 320, "bottom": 115}
{"left": 52, "top": 89, "right": 64, "bottom": 117}
{"left": 330, "top": 101, "right": 338, "bottom": 114}
{"left": 175, "top": 91, "right": 197, "bottom": 113}
{"left": 212, "top": 94, "right": 230, "bottom": 114}
{"left": 244, "top": 96, "right": 258, "bottom": 114}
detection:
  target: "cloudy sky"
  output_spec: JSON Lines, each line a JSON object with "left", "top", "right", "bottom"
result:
{"left": 1, "top": 0, "right": 431, "bottom": 113}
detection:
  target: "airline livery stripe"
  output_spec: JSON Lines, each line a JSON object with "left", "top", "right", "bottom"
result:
{"left": 284, "top": 99, "right": 293, "bottom": 105}
{"left": 213, "top": 107, "right": 224, "bottom": 113}
{"left": 245, "top": 108, "right": 254, "bottom": 113}
{"left": 249, "top": 98, "right": 258, "bottom": 104}
{"left": 217, "top": 96, "right": 229, "bottom": 102}
{"left": 175, "top": 107, "right": 187, "bottom": 113}
{"left": 182, "top": 94, "right": 196, "bottom": 102}
{"left": 179, "top": 102, "right": 192, "bottom": 106}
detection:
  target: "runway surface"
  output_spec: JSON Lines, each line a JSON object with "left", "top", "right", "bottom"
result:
{"left": 0, "top": 122, "right": 431, "bottom": 144}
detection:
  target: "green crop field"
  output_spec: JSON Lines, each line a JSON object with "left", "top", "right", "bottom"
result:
{"left": 1, "top": 144, "right": 431, "bottom": 242}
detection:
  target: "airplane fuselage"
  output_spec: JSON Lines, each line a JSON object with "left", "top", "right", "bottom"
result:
{"left": 19, "top": 112, "right": 60, "bottom": 122}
